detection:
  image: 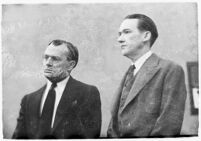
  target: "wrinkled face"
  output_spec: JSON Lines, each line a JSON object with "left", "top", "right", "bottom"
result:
{"left": 118, "top": 19, "right": 145, "bottom": 58}
{"left": 43, "top": 44, "right": 74, "bottom": 82}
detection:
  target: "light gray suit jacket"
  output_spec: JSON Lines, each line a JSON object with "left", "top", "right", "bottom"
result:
{"left": 107, "top": 53, "right": 187, "bottom": 137}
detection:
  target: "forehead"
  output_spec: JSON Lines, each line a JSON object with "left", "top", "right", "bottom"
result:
{"left": 119, "top": 19, "right": 139, "bottom": 32}
{"left": 44, "top": 44, "right": 68, "bottom": 57}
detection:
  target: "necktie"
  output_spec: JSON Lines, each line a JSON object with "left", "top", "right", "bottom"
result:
{"left": 119, "top": 65, "right": 136, "bottom": 109}
{"left": 38, "top": 83, "right": 57, "bottom": 138}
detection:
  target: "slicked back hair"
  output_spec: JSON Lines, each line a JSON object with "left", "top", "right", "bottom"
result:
{"left": 125, "top": 14, "right": 158, "bottom": 47}
{"left": 48, "top": 39, "right": 79, "bottom": 68}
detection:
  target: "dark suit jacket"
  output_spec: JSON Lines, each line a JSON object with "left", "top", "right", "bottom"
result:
{"left": 12, "top": 76, "right": 102, "bottom": 139}
{"left": 107, "top": 53, "right": 187, "bottom": 138}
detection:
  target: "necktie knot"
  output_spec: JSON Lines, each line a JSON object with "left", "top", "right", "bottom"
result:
{"left": 129, "top": 65, "right": 135, "bottom": 74}
{"left": 131, "top": 64, "right": 135, "bottom": 70}
{"left": 50, "top": 83, "right": 57, "bottom": 89}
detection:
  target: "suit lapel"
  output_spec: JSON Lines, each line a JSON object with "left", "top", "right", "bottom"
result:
{"left": 111, "top": 67, "right": 130, "bottom": 116}
{"left": 29, "top": 85, "right": 46, "bottom": 126}
{"left": 52, "top": 76, "right": 77, "bottom": 131}
{"left": 119, "top": 54, "right": 160, "bottom": 114}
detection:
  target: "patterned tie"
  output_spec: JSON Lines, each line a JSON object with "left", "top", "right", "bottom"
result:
{"left": 38, "top": 83, "right": 57, "bottom": 138}
{"left": 119, "top": 65, "right": 136, "bottom": 109}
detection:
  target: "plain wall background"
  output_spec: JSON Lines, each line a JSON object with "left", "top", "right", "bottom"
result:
{"left": 2, "top": 3, "right": 198, "bottom": 138}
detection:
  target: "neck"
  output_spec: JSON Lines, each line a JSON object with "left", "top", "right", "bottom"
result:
{"left": 47, "top": 75, "right": 70, "bottom": 83}
{"left": 129, "top": 45, "right": 150, "bottom": 63}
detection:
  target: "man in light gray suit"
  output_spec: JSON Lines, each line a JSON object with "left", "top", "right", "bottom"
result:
{"left": 107, "top": 14, "right": 187, "bottom": 138}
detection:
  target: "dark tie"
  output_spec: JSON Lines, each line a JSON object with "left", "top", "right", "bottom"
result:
{"left": 38, "top": 83, "right": 57, "bottom": 138}
{"left": 119, "top": 65, "right": 136, "bottom": 109}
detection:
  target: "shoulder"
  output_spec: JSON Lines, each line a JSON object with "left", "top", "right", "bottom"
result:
{"left": 70, "top": 77, "right": 101, "bottom": 103}
{"left": 22, "top": 85, "right": 46, "bottom": 102}
{"left": 70, "top": 77, "right": 100, "bottom": 99}
{"left": 71, "top": 78, "right": 99, "bottom": 92}
{"left": 155, "top": 54, "right": 184, "bottom": 72}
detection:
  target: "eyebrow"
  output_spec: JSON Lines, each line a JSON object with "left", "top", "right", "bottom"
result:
{"left": 118, "top": 28, "right": 132, "bottom": 34}
{"left": 43, "top": 54, "right": 60, "bottom": 58}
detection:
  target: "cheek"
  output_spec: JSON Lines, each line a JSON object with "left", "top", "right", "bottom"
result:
{"left": 56, "top": 64, "right": 69, "bottom": 71}
{"left": 129, "top": 33, "right": 142, "bottom": 41}
{"left": 128, "top": 36, "right": 138, "bottom": 43}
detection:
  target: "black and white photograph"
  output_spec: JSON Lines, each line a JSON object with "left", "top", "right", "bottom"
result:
{"left": 1, "top": 0, "right": 200, "bottom": 140}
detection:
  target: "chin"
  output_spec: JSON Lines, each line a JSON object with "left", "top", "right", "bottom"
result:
{"left": 44, "top": 73, "right": 52, "bottom": 77}
{"left": 121, "top": 50, "right": 129, "bottom": 56}
{"left": 44, "top": 73, "right": 54, "bottom": 79}
{"left": 45, "top": 75, "right": 53, "bottom": 80}
{"left": 122, "top": 51, "right": 134, "bottom": 60}
{"left": 45, "top": 76, "right": 58, "bottom": 83}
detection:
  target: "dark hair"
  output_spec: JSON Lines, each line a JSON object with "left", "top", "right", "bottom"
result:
{"left": 48, "top": 39, "right": 79, "bottom": 68}
{"left": 125, "top": 14, "right": 158, "bottom": 47}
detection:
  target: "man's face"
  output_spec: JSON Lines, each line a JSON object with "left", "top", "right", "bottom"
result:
{"left": 118, "top": 19, "right": 145, "bottom": 58}
{"left": 43, "top": 44, "right": 74, "bottom": 82}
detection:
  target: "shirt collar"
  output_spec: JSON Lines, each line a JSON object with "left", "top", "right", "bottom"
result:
{"left": 47, "top": 76, "right": 70, "bottom": 90}
{"left": 131, "top": 50, "right": 152, "bottom": 74}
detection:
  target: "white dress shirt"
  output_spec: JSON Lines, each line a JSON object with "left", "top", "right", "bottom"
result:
{"left": 40, "top": 76, "right": 70, "bottom": 128}
{"left": 132, "top": 51, "right": 152, "bottom": 76}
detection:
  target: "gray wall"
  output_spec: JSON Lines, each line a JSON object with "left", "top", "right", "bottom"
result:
{"left": 2, "top": 3, "right": 198, "bottom": 138}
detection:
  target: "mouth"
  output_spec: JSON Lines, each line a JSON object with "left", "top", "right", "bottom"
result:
{"left": 121, "top": 45, "right": 127, "bottom": 49}
{"left": 44, "top": 69, "right": 53, "bottom": 73}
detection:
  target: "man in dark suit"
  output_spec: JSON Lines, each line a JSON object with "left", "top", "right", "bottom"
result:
{"left": 12, "top": 39, "right": 102, "bottom": 139}
{"left": 107, "top": 14, "right": 187, "bottom": 137}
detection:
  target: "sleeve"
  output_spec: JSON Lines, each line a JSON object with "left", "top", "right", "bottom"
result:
{"left": 12, "top": 95, "right": 28, "bottom": 139}
{"left": 79, "top": 86, "right": 102, "bottom": 138}
{"left": 150, "top": 65, "right": 187, "bottom": 136}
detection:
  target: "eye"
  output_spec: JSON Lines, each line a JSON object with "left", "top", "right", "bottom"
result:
{"left": 118, "top": 29, "right": 132, "bottom": 37}
{"left": 43, "top": 55, "right": 49, "bottom": 60}
{"left": 123, "top": 30, "right": 131, "bottom": 34}
{"left": 51, "top": 56, "right": 61, "bottom": 62}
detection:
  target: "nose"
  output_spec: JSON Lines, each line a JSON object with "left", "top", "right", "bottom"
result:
{"left": 117, "top": 34, "right": 125, "bottom": 43}
{"left": 45, "top": 57, "right": 53, "bottom": 67}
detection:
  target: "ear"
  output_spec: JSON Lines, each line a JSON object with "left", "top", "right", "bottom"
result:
{"left": 67, "top": 60, "right": 76, "bottom": 71}
{"left": 143, "top": 31, "right": 151, "bottom": 42}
